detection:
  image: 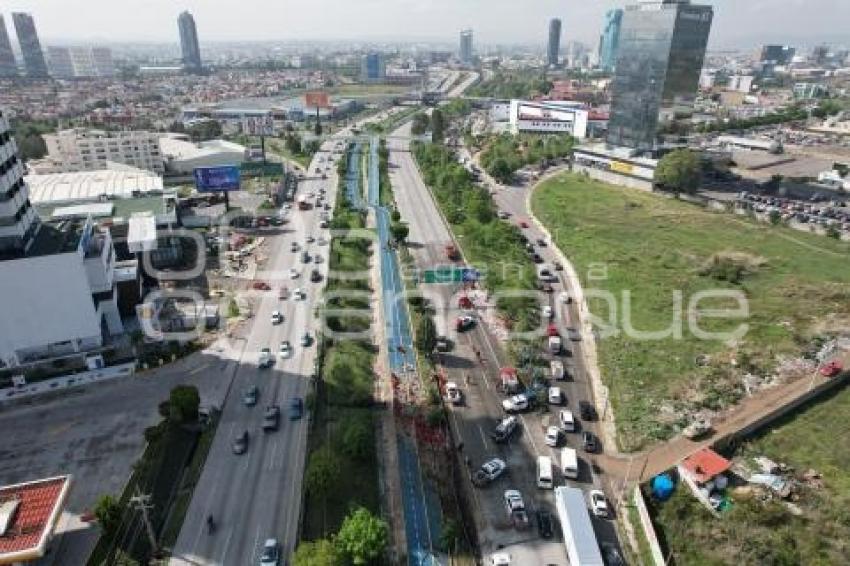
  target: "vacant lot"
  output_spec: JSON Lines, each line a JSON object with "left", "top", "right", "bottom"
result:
{"left": 653, "top": 384, "right": 850, "bottom": 565}
{"left": 532, "top": 173, "right": 850, "bottom": 450}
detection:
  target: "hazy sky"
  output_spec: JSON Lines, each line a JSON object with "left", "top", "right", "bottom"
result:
{"left": 2, "top": 0, "right": 848, "bottom": 48}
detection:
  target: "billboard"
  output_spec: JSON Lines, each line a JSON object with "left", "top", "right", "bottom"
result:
{"left": 305, "top": 91, "right": 330, "bottom": 109}
{"left": 193, "top": 166, "right": 241, "bottom": 192}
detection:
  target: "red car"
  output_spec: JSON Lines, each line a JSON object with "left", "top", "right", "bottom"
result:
{"left": 518, "top": 220, "right": 529, "bottom": 229}
{"left": 820, "top": 360, "right": 843, "bottom": 377}
{"left": 252, "top": 281, "right": 271, "bottom": 291}
{"left": 458, "top": 296, "right": 473, "bottom": 309}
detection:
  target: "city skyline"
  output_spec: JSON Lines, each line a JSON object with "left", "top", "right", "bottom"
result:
{"left": 0, "top": 0, "right": 847, "bottom": 49}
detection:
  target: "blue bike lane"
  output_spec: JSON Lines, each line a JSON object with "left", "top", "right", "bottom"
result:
{"left": 367, "top": 137, "right": 443, "bottom": 566}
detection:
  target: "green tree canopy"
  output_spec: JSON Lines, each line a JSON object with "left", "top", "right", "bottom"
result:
{"left": 655, "top": 149, "right": 702, "bottom": 194}
{"left": 415, "top": 315, "right": 438, "bottom": 355}
{"left": 293, "top": 539, "right": 342, "bottom": 566}
{"left": 431, "top": 109, "right": 445, "bottom": 144}
{"left": 305, "top": 446, "right": 342, "bottom": 499}
{"left": 167, "top": 385, "right": 200, "bottom": 424}
{"left": 94, "top": 494, "right": 123, "bottom": 537}
{"left": 390, "top": 221, "right": 409, "bottom": 243}
{"left": 336, "top": 507, "right": 389, "bottom": 565}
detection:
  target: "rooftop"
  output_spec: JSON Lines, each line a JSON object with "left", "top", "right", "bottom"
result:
{"left": 0, "top": 476, "right": 70, "bottom": 563}
{"left": 25, "top": 167, "right": 164, "bottom": 205}
{"left": 681, "top": 448, "right": 732, "bottom": 483}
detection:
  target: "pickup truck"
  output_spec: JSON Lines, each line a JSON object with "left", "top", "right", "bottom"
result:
{"left": 258, "top": 348, "right": 274, "bottom": 368}
{"left": 262, "top": 405, "right": 280, "bottom": 432}
{"left": 491, "top": 416, "right": 519, "bottom": 443}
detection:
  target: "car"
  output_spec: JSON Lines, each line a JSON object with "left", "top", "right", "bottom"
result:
{"left": 301, "top": 251, "right": 310, "bottom": 264}
{"left": 262, "top": 405, "right": 280, "bottom": 432}
{"left": 553, "top": 261, "right": 564, "bottom": 271}
{"left": 518, "top": 220, "right": 529, "bottom": 229}
{"left": 271, "top": 311, "right": 283, "bottom": 325}
{"left": 243, "top": 386, "right": 259, "bottom": 406}
{"left": 317, "top": 237, "right": 328, "bottom": 246}
{"left": 544, "top": 425, "right": 561, "bottom": 447}
{"left": 489, "top": 553, "right": 512, "bottom": 566}
{"left": 559, "top": 291, "right": 572, "bottom": 304}
{"left": 497, "top": 211, "right": 510, "bottom": 220}
{"left": 601, "top": 543, "right": 626, "bottom": 566}
{"left": 491, "top": 415, "right": 519, "bottom": 443}
{"left": 300, "top": 332, "right": 312, "bottom": 347}
{"left": 290, "top": 242, "right": 300, "bottom": 252}
{"left": 288, "top": 268, "right": 299, "bottom": 279}
{"left": 582, "top": 431, "right": 599, "bottom": 453}
{"left": 278, "top": 286, "right": 289, "bottom": 300}
{"left": 503, "top": 490, "right": 530, "bottom": 528}
{"left": 310, "top": 269, "right": 322, "bottom": 282}
{"left": 258, "top": 348, "right": 274, "bottom": 368}
{"left": 306, "top": 235, "right": 315, "bottom": 243}
{"left": 259, "top": 538, "right": 280, "bottom": 566}
{"left": 566, "top": 327, "right": 582, "bottom": 341}
{"left": 293, "top": 288, "right": 306, "bottom": 300}
{"left": 820, "top": 359, "right": 843, "bottom": 377}
{"left": 589, "top": 489, "right": 609, "bottom": 518}
{"left": 289, "top": 397, "right": 303, "bottom": 420}
{"left": 435, "top": 336, "right": 452, "bottom": 352}
{"left": 252, "top": 281, "right": 271, "bottom": 291}
{"left": 502, "top": 395, "right": 529, "bottom": 413}
{"left": 232, "top": 430, "right": 249, "bottom": 455}
{"left": 536, "top": 238, "right": 547, "bottom": 247}
{"left": 531, "top": 253, "right": 544, "bottom": 264}
{"left": 542, "top": 305, "right": 554, "bottom": 320}
{"left": 548, "top": 386, "right": 564, "bottom": 405}
{"left": 455, "top": 315, "right": 475, "bottom": 332}
{"left": 279, "top": 340, "right": 292, "bottom": 358}
{"left": 313, "top": 254, "right": 324, "bottom": 264}
{"left": 559, "top": 409, "right": 576, "bottom": 431}
{"left": 536, "top": 508, "right": 554, "bottom": 538}
{"left": 579, "top": 400, "right": 597, "bottom": 421}
{"left": 472, "top": 458, "right": 507, "bottom": 486}
{"left": 319, "top": 220, "right": 329, "bottom": 228}
{"left": 445, "top": 382, "right": 463, "bottom": 405}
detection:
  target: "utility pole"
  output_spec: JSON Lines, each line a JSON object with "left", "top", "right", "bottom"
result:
{"left": 130, "top": 489, "right": 158, "bottom": 554}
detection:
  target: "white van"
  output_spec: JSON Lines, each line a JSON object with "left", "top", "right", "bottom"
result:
{"left": 560, "top": 447, "right": 579, "bottom": 479}
{"left": 537, "top": 455, "right": 554, "bottom": 489}
{"left": 550, "top": 360, "right": 565, "bottom": 381}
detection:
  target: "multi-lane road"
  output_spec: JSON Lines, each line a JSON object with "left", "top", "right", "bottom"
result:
{"left": 390, "top": 119, "right": 623, "bottom": 563}
{"left": 169, "top": 139, "right": 341, "bottom": 566}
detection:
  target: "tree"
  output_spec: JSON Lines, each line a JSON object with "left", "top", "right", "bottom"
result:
{"left": 314, "top": 118, "right": 323, "bottom": 137}
{"left": 431, "top": 109, "right": 445, "bottom": 144}
{"left": 285, "top": 133, "right": 302, "bottom": 155}
{"left": 340, "top": 413, "right": 373, "bottom": 461}
{"left": 415, "top": 315, "right": 437, "bottom": 355}
{"left": 94, "top": 494, "right": 123, "bottom": 537}
{"left": 167, "top": 385, "right": 200, "bottom": 424}
{"left": 336, "top": 507, "right": 389, "bottom": 565}
{"left": 826, "top": 225, "right": 841, "bottom": 239}
{"left": 390, "top": 209, "right": 401, "bottom": 222}
{"left": 489, "top": 157, "right": 513, "bottom": 184}
{"left": 655, "top": 149, "right": 701, "bottom": 194}
{"left": 411, "top": 113, "right": 430, "bottom": 136}
{"left": 390, "top": 221, "right": 409, "bottom": 243}
{"left": 305, "top": 446, "right": 342, "bottom": 499}
{"left": 439, "top": 518, "right": 461, "bottom": 553}
{"left": 293, "top": 539, "right": 342, "bottom": 566}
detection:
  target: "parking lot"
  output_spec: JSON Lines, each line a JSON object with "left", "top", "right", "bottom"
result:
{"left": 0, "top": 350, "right": 232, "bottom": 566}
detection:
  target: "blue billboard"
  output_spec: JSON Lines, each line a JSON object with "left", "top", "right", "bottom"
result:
{"left": 193, "top": 166, "right": 241, "bottom": 192}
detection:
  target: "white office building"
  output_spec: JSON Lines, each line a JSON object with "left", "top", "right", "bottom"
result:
{"left": 159, "top": 134, "right": 246, "bottom": 175}
{"left": 509, "top": 100, "right": 589, "bottom": 138}
{"left": 0, "top": 108, "right": 124, "bottom": 372}
{"left": 31, "top": 129, "right": 164, "bottom": 174}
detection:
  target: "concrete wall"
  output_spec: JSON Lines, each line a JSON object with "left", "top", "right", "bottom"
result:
{"left": 632, "top": 486, "right": 667, "bottom": 566}
{"left": 0, "top": 361, "right": 135, "bottom": 405}
{"left": 572, "top": 164, "right": 654, "bottom": 191}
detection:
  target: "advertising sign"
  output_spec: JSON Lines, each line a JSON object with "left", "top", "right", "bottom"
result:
{"left": 610, "top": 161, "right": 634, "bottom": 175}
{"left": 305, "top": 91, "right": 330, "bottom": 109}
{"left": 193, "top": 166, "right": 241, "bottom": 192}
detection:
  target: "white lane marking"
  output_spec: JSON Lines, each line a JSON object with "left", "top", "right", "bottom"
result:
{"left": 477, "top": 424, "right": 490, "bottom": 451}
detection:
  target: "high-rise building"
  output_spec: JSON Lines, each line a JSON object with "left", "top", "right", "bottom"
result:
{"left": 12, "top": 12, "right": 48, "bottom": 78}
{"left": 759, "top": 45, "right": 795, "bottom": 66}
{"left": 47, "top": 46, "right": 115, "bottom": 79}
{"left": 0, "top": 15, "right": 17, "bottom": 77}
{"left": 547, "top": 19, "right": 562, "bottom": 67}
{"left": 177, "top": 11, "right": 202, "bottom": 73}
{"left": 598, "top": 9, "right": 624, "bottom": 72}
{"left": 360, "top": 52, "right": 386, "bottom": 83}
{"left": 0, "top": 107, "right": 125, "bottom": 371}
{"left": 606, "top": 0, "right": 713, "bottom": 151}
{"left": 459, "top": 29, "right": 474, "bottom": 65}
{"left": 46, "top": 47, "right": 75, "bottom": 79}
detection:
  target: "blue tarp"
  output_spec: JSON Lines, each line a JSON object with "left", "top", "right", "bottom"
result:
{"left": 652, "top": 474, "right": 675, "bottom": 501}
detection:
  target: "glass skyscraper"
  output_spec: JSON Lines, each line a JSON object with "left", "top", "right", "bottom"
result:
{"left": 607, "top": 0, "right": 713, "bottom": 152}
{"left": 548, "top": 19, "right": 562, "bottom": 67}
{"left": 0, "top": 15, "right": 17, "bottom": 77}
{"left": 178, "top": 11, "right": 202, "bottom": 73}
{"left": 12, "top": 12, "right": 48, "bottom": 78}
{"left": 598, "top": 9, "right": 623, "bottom": 73}
{"left": 459, "top": 29, "right": 474, "bottom": 65}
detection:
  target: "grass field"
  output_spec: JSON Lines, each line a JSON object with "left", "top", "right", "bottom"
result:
{"left": 653, "top": 383, "right": 850, "bottom": 565}
{"left": 532, "top": 173, "right": 850, "bottom": 450}
{"left": 329, "top": 84, "right": 412, "bottom": 97}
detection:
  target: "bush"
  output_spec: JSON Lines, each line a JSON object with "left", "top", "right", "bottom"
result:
{"left": 323, "top": 340, "right": 375, "bottom": 407}
{"left": 340, "top": 412, "right": 374, "bottom": 461}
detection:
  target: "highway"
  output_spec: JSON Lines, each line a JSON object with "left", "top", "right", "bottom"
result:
{"left": 170, "top": 139, "right": 341, "bottom": 566}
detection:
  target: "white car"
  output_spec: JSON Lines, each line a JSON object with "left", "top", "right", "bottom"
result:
{"left": 313, "top": 254, "right": 324, "bottom": 264}
{"left": 489, "top": 553, "right": 512, "bottom": 566}
{"left": 279, "top": 341, "right": 292, "bottom": 358}
{"left": 293, "top": 288, "right": 305, "bottom": 301}
{"left": 589, "top": 489, "right": 609, "bottom": 518}
{"left": 445, "top": 382, "right": 463, "bottom": 405}
{"left": 317, "top": 237, "right": 328, "bottom": 246}
{"left": 542, "top": 305, "right": 554, "bottom": 320}
{"left": 545, "top": 425, "right": 561, "bottom": 447}
{"left": 288, "top": 268, "right": 299, "bottom": 279}
{"left": 473, "top": 458, "right": 507, "bottom": 486}
{"left": 271, "top": 311, "right": 283, "bottom": 325}
{"left": 502, "top": 395, "right": 528, "bottom": 413}
{"left": 548, "top": 386, "right": 564, "bottom": 405}
{"left": 259, "top": 538, "right": 280, "bottom": 566}
{"left": 559, "top": 291, "right": 571, "bottom": 304}
{"left": 559, "top": 409, "right": 576, "bottom": 432}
